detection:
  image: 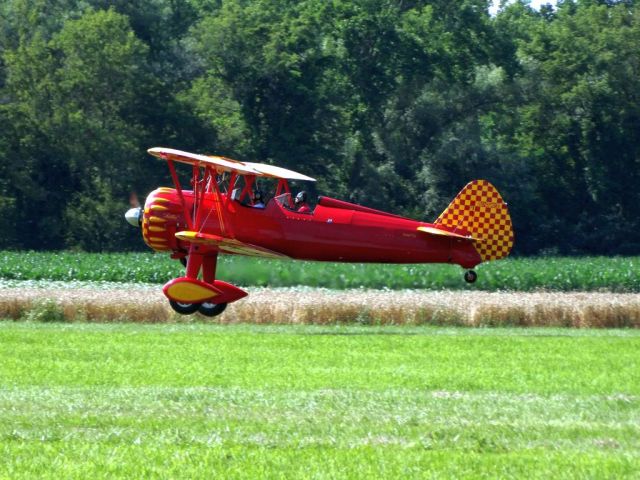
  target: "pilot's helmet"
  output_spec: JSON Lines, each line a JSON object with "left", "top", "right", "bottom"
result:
{"left": 295, "top": 191, "right": 307, "bottom": 204}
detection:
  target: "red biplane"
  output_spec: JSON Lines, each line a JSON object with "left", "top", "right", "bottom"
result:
{"left": 125, "top": 147, "right": 514, "bottom": 316}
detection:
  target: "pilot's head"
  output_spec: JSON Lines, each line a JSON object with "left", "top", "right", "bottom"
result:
{"left": 295, "top": 191, "right": 307, "bottom": 205}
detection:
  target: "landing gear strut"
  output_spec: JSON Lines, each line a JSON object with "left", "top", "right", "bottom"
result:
{"left": 165, "top": 249, "right": 246, "bottom": 317}
{"left": 464, "top": 270, "right": 478, "bottom": 284}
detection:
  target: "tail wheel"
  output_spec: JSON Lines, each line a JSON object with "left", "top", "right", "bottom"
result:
{"left": 464, "top": 270, "right": 478, "bottom": 284}
{"left": 169, "top": 300, "right": 200, "bottom": 315}
{"left": 198, "top": 302, "right": 227, "bottom": 317}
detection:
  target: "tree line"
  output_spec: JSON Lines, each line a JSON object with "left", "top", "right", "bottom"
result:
{"left": 0, "top": 0, "right": 638, "bottom": 254}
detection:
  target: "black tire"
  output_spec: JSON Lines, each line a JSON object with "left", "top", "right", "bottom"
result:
{"left": 464, "top": 270, "right": 478, "bottom": 284}
{"left": 198, "top": 302, "right": 227, "bottom": 317}
{"left": 169, "top": 300, "right": 201, "bottom": 315}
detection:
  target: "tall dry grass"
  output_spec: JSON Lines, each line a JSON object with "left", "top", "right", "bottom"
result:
{"left": 1, "top": 286, "right": 639, "bottom": 328}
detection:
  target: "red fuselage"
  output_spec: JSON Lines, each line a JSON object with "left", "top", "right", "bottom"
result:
{"left": 144, "top": 189, "right": 482, "bottom": 269}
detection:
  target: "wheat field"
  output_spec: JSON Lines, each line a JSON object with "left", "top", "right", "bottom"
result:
{"left": 1, "top": 283, "right": 639, "bottom": 327}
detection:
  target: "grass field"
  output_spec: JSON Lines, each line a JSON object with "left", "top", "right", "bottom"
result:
{"left": 1, "top": 251, "right": 640, "bottom": 291}
{"left": 0, "top": 322, "right": 639, "bottom": 478}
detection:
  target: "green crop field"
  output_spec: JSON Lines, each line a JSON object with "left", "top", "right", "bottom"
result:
{"left": 1, "top": 251, "right": 640, "bottom": 291}
{"left": 0, "top": 322, "right": 638, "bottom": 478}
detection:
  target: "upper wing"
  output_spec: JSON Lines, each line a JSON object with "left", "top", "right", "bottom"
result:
{"left": 148, "top": 147, "right": 257, "bottom": 174}
{"left": 244, "top": 162, "right": 315, "bottom": 182}
{"left": 175, "top": 231, "right": 289, "bottom": 259}
{"left": 148, "top": 147, "right": 315, "bottom": 181}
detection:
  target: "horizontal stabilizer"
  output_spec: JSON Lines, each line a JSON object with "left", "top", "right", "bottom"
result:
{"left": 417, "top": 226, "right": 477, "bottom": 241}
{"left": 175, "top": 231, "right": 289, "bottom": 259}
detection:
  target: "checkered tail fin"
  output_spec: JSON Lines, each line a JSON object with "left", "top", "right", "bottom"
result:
{"left": 434, "top": 180, "right": 514, "bottom": 262}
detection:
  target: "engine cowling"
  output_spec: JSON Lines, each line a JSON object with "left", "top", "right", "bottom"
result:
{"left": 141, "top": 188, "right": 186, "bottom": 252}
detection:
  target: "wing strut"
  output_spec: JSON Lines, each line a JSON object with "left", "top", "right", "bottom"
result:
{"left": 210, "top": 169, "right": 229, "bottom": 237}
{"left": 166, "top": 159, "right": 194, "bottom": 231}
{"left": 275, "top": 179, "right": 293, "bottom": 208}
{"left": 193, "top": 165, "right": 212, "bottom": 230}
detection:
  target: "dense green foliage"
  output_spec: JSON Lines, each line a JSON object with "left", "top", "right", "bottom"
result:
{"left": 0, "top": 323, "right": 638, "bottom": 478}
{"left": 2, "top": 250, "right": 639, "bottom": 291}
{"left": 1, "top": 1, "right": 639, "bottom": 254}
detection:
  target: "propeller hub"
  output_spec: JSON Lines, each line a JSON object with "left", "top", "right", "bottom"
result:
{"left": 125, "top": 207, "right": 142, "bottom": 227}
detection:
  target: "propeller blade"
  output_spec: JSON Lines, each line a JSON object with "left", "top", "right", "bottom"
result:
{"left": 129, "top": 192, "right": 140, "bottom": 208}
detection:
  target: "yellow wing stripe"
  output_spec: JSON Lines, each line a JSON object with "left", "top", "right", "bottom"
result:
{"left": 175, "top": 231, "right": 289, "bottom": 259}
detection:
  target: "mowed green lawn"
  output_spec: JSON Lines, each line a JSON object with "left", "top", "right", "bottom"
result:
{"left": 0, "top": 323, "right": 639, "bottom": 479}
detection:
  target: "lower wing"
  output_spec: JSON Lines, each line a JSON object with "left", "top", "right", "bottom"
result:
{"left": 175, "top": 231, "right": 289, "bottom": 259}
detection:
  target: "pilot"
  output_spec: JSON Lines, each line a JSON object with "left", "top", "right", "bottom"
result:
{"left": 252, "top": 190, "right": 265, "bottom": 208}
{"left": 294, "top": 191, "right": 311, "bottom": 213}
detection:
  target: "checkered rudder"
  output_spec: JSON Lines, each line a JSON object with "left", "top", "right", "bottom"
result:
{"left": 435, "top": 180, "right": 514, "bottom": 262}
